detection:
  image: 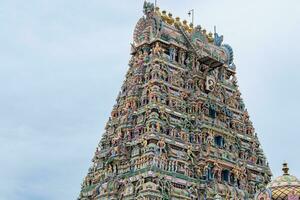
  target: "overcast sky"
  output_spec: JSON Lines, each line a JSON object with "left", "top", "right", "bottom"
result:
{"left": 0, "top": 0, "right": 300, "bottom": 199}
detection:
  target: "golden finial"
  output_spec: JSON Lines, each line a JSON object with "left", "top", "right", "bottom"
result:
{"left": 208, "top": 32, "right": 214, "bottom": 43}
{"left": 188, "top": 23, "right": 194, "bottom": 33}
{"left": 174, "top": 17, "right": 181, "bottom": 28}
{"left": 282, "top": 163, "right": 289, "bottom": 175}
{"left": 166, "top": 13, "right": 174, "bottom": 25}
{"left": 155, "top": 7, "right": 161, "bottom": 16}
{"left": 161, "top": 10, "right": 168, "bottom": 22}
{"left": 182, "top": 20, "right": 189, "bottom": 31}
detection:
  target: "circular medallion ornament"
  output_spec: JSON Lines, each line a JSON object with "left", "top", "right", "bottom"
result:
{"left": 206, "top": 76, "right": 216, "bottom": 92}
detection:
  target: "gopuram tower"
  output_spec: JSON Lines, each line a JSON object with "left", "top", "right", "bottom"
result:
{"left": 79, "top": 2, "right": 272, "bottom": 200}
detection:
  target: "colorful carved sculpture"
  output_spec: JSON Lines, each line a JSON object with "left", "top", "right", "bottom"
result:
{"left": 78, "top": 2, "right": 272, "bottom": 200}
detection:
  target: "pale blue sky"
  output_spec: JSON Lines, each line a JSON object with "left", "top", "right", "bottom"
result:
{"left": 0, "top": 0, "right": 299, "bottom": 199}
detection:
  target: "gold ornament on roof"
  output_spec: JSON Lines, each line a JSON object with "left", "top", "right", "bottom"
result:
{"left": 208, "top": 32, "right": 214, "bottom": 43}
{"left": 155, "top": 7, "right": 161, "bottom": 16}
{"left": 166, "top": 13, "right": 174, "bottom": 25}
{"left": 174, "top": 17, "right": 181, "bottom": 27}
{"left": 161, "top": 10, "right": 168, "bottom": 22}
{"left": 188, "top": 23, "right": 194, "bottom": 33}
{"left": 182, "top": 20, "right": 189, "bottom": 31}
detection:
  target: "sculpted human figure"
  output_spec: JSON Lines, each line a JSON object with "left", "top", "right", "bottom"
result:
{"left": 196, "top": 60, "right": 201, "bottom": 70}
{"left": 108, "top": 165, "right": 112, "bottom": 173}
{"left": 228, "top": 73, "right": 237, "bottom": 85}
{"left": 157, "top": 137, "right": 166, "bottom": 155}
{"left": 186, "top": 55, "right": 194, "bottom": 69}
{"left": 225, "top": 191, "right": 231, "bottom": 200}
{"left": 170, "top": 128, "right": 176, "bottom": 137}
{"left": 206, "top": 131, "right": 214, "bottom": 145}
{"left": 187, "top": 146, "right": 196, "bottom": 164}
{"left": 161, "top": 154, "right": 168, "bottom": 170}
{"left": 180, "top": 130, "right": 187, "bottom": 142}
{"left": 169, "top": 47, "right": 177, "bottom": 61}
{"left": 126, "top": 130, "right": 132, "bottom": 141}
{"left": 180, "top": 91, "right": 188, "bottom": 100}
{"left": 143, "top": 50, "right": 150, "bottom": 63}
{"left": 180, "top": 52, "right": 186, "bottom": 65}
{"left": 214, "top": 32, "right": 223, "bottom": 46}
{"left": 196, "top": 166, "right": 203, "bottom": 177}
{"left": 153, "top": 42, "right": 164, "bottom": 57}
{"left": 142, "top": 138, "right": 148, "bottom": 148}
{"left": 156, "top": 122, "right": 161, "bottom": 132}
{"left": 137, "top": 51, "right": 144, "bottom": 65}
{"left": 203, "top": 163, "right": 210, "bottom": 180}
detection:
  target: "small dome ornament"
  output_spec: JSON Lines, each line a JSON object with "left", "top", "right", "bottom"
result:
{"left": 255, "top": 163, "right": 300, "bottom": 200}
{"left": 268, "top": 163, "right": 300, "bottom": 189}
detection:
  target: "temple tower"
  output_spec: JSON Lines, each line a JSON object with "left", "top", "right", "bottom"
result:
{"left": 78, "top": 2, "right": 272, "bottom": 200}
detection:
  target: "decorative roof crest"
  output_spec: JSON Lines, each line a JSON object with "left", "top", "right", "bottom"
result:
{"left": 143, "top": 1, "right": 155, "bottom": 16}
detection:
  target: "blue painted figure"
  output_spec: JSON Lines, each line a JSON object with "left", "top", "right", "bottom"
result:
{"left": 214, "top": 32, "right": 223, "bottom": 46}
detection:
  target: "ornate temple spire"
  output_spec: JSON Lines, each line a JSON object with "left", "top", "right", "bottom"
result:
{"left": 78, "top": 2, "right": 272, "bottom": 199}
